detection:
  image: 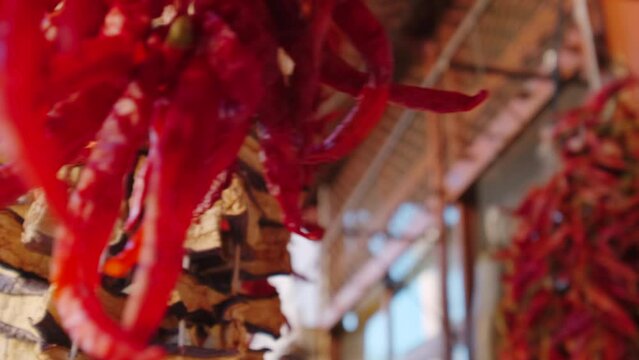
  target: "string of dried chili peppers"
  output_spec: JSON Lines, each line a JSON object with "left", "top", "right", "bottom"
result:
{"left": 0, "top": 1, "right": 486, "bottom": 358}
{"left": 499, "top": 78, "right": 639, "bottom": 359}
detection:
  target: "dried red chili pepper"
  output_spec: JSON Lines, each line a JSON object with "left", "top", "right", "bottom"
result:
{"left": 303, "top": 0, "right": 393, "bottom": 164}
{"left": 321, "top": 48, "right": 489, "bottom": 113}
{"left": 256, "top": 0, "right": 333, "bottom": 239}
{"left": 0, "top": 0, "right": 69, "bottom": 217}
{"left": 52, "top": 83, "right": 158, "bottom": 359}
{"left": 0, "top": 2, "right": 487, "bottom": 357}
{"left": 500, "top": 78, "right": 639, "bottom": 359}
{"left": 50, "top": 0, "right": 107, "bottom": 51}
{"left": 121, "top": 14, "right": 263, "bottom": 343}
{"left": 0, "top": 84, "right": 124, "bottom": 208}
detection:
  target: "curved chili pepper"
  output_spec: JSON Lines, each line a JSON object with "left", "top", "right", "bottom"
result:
{"left": 0, "top": 0, "right": 71, "bottom": 218}
{"left": 197, "top": 0, "right": 326, "bottom": 239}
{"left": 52, "top": 82, "right": 157, "bottom": 360}
{"left": 257, "top": 124, "right": 325, "bottom": 240}
{"left": 256, "top": 0, "right": 333, "bottom": 240}
{"left": 49, "top": 0, "right": 156, "bottom": 103}
{"left": 303, "top": 0, "right": 393, "bottom": 164}
{"left": 0, "top": 71, "right": 125, "bottom": 211}
{"left": 265, "top": 0, "right": 334, "bottom": 114}
{"left": 48, "top": 85, "right": 129, "bottom": 160}
{"left": 121, "top": 14, "right": 263, "bottom": 343}
{"left": 194, "top": 0, "right": 279, "bottom": 60}
{"left": 0, "top": 2, "right": 493, "bottom": 357}
{"left": 586, "top": 77, "right": 636, "bottom": 113}
{"left": 0, "top": 0, "right": 148, "bottom": 217}
{"left": 51, "top": 0, "right": 107, "bottom": 52}
{"left": 49, "top": 37, "right": 137, "bottom": 102}
{"left": 101, "top": 8, "right": 216, "bottom": 281}
{"left": 50, "top": 3, "right": 178, "bottom": 356}
{"left": 321, "top": 48, "right": 489, "bottom": 113}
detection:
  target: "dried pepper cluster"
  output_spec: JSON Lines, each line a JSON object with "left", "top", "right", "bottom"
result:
{"left": 0, "top": 0, "right": 485, "bottom": 359}
{"left": 500, "top": 79, "right": 639, "bottom": 359}
{"left": 0, "top": 167, "right": 288, "bottom": 359}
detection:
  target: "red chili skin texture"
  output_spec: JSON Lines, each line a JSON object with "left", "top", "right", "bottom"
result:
{"left": 0, "top": 0, "right": 143, "bottom": 218}
{"left": 52, "top": 83, "right": 160, "bottom": 360}
{"left": 51, "top": 0, "right": 108, "bottom": 52}
{"left": 121, "top": 15, "right": 263, "bottom": 343}
{"left": 48, "top": 0, "right": 155, "bottom": 103}
{"left": 0, "top": 2, "right": 491, "bottom": 357}
{"left": 303, "top": 0, "right": 393, "bottom": 164}
{"left": 196, "top": 0, "right": 329, "bottom": 239}
{"left": 47, "top": 85, "right": 128, "bottom": 160}
{"left": 257, "top": 0, "right": 333, "bottom": 240}
{"left": 321, "top": 49, "right": 489, "bottom": 113}
{"left": 194, "top": 0, "right": 279, "bottom": 65}
{"left": 0, "top": 0, "right": 70, "bottom": 217}
{"left": 49, "top": 37, "right": 136, "bottom": 102}
{"left": 48, "top": 2, "right": 161, "bottom": 358}
{"left": 0, "top": 84, "right": 125, "bottom": 208}
{"left": 500, "top": 79, "right": 639, "bottom": 359}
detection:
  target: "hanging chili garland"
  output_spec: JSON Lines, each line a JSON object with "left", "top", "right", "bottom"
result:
{"left": 0, "top": 1, "right": 486, "bottom": 359}
{"left": 500, "top": 79, "right": 639, "bottom": 359}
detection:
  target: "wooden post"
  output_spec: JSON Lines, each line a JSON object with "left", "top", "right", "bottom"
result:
{"left": 428, "top": 112, "right": 451, "bottom": 360}
{"left": 383, "top": 280, "right": 395, "bottom": 360}
{"left": 572, "top": 0, "right": 601, "bottom": 90}
{"left": 460, "top": 193, "right": 478, "bottom": 360}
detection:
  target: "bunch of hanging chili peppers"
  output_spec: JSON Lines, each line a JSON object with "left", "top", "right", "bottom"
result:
{"left": 0, "top": 1, "right": 486, "bottom": 359}
{"left": 500, "top": 79, "right": 639, "bottom": 359}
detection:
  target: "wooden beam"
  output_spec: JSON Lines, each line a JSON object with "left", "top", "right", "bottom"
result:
{"left": 428, "top": 96, "right": 452, "bottom": 360}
